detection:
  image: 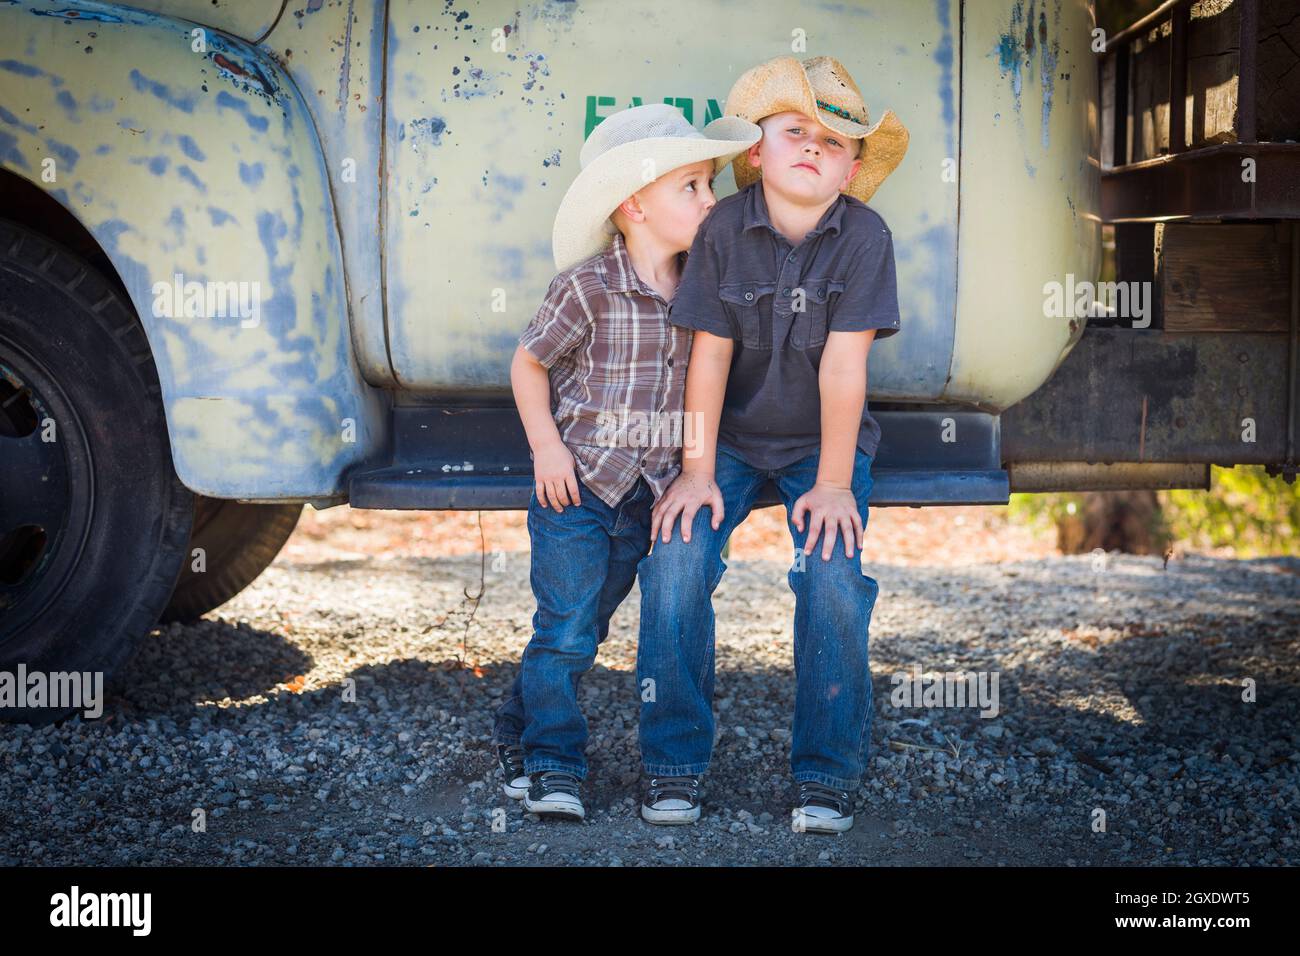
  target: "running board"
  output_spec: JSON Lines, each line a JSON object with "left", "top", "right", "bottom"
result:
{"left": 348, "top": 405, "right": 1009, "bottom": 509}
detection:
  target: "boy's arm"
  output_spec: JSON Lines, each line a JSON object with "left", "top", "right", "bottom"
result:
{"left": 649, "top": 215, "right": 736, "bottom": 544}
{"left": 511, "top": 345, "right": 580, "bottom": 511}
{"left": 651, "top": 330, "right": 732, "bottom": 544}
{"left": 791, "top": 330, "right": 874, "bottom": 559}
{"left": 681, "top": 331, "right": 732, "bottom": 476}
{"left": 514, "top": 274, "right": 594, "bottom": 511}
{"left": 817, "top": 329, "right": 875, "bottom": 486}
{"left": 794, "top": 217, "right": 901, "bottom": 559}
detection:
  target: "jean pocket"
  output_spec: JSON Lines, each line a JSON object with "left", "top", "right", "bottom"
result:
{"left": 789, "top": 278, "right": 844, "bottom": 350}
{"left": 719, "top": 281, "right": 775, "bottom": 350}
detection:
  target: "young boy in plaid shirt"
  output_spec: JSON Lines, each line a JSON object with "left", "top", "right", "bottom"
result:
{"left": 492, "top": 104, "right": 758, "bottom": 819}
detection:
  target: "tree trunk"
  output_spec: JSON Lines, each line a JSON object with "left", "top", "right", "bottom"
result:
{"left": 1057, "top": 490, "right": 1171, "bottom": 555}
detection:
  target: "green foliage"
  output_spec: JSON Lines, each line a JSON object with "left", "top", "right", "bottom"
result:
{"left": 1007, "top": 490, "right": 1083, "bottom": 530}
{"left": 1163, "top": 466, "right": 1299, "bottom": 557}
{"left": 1008, "top": 466, "right": 1299, "bottom": 557}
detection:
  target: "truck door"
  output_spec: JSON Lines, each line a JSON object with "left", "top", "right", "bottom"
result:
{"left": 381, "top": 0, "right": 961, "bottom": 400}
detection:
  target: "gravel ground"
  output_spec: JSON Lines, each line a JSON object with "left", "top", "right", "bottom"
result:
{"left": 2, "top": 516, "right": 1297, "bottom": 867}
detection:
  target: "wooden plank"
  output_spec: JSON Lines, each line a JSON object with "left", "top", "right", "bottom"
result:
{"left": 1160, "top": 222, "right": 1292, "bottom": 331}
{"left": 1125, "top": 0, "right": 1300, "bottom": 159}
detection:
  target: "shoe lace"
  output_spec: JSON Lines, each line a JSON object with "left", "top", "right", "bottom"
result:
{"left": 798, "top": 781, "right": 850, "bottom": 814}
{"left": 499, "top": 743, "right": 526, "bottom": 773}
{"left": 537, "top": 771, "right": 581, "bottom": 797}
{"left": 648, "top": 775, "right": 699, "bottom": 803}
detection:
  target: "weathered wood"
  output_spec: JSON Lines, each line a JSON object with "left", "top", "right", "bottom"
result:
{"left": 1130, "top": 18, "right": 1173, "bottom": 162}
{"left": 1122, "top": 0, "right": 1299, "bottom": 161}
{"left": 1101, "top": 50, "right": 1126, "bottom": 169}
{"left": 1160, "top": 222, "right": 1293, "bottom": 332}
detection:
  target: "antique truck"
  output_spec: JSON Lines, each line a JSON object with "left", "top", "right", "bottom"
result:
{"left": 1, "top": 0, "right": 1296, "bottom": 709}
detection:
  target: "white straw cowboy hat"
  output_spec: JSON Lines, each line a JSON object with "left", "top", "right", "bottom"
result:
{"left": 552, "top": 103, "right": 761, "bottom": 271}
{"left": 724, "top": 55, "right": 909, "bottom": 204}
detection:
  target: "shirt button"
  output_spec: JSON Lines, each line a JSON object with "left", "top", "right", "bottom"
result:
{"left": 744, "top": 291, "right": 754, "bottom": 301}
{"left": 787, "top": 252, "right": 795, "bottom": 262}
{"left": 667, "top": 358, "right": 674, "bottom": 366}
{"left": 783, "top": 287, "right": 790, "bottom": 295}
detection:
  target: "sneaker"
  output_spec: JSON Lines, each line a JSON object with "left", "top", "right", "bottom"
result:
{"left": 791, "top": 781, "right": 854, "bottom": 834}
{"left": 523, "top": 771, "right": 585, "bottom": 820}
{"left": 497, "top": 743, "right": 530, "bottom": 800}
{"left": 640, "top": 775, "right": 701, "bottom": 825}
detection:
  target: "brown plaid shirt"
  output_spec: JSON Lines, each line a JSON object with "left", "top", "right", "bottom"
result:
{"left": 519, "top": 232, "right": 693, "bottom": 509}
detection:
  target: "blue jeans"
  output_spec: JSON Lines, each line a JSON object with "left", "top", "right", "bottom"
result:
{"left": 636, "top": 445, "right": 879, "bottom": 791}
{"left": 493, "top": 475, "right": 653, "bottom": 779}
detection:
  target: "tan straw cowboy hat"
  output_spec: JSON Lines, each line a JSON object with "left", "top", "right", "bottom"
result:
{"left": 724, "top": 55, "right": 909, "bottom": 204}
{"left": 552, "top": 103, "right": 761, "bottom": 271}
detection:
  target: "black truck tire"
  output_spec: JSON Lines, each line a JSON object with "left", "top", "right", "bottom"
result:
{"left": 0, "top": 220, "right": 194, "bottom": 724}
{"left": 160, "top": 498, "right": 303, "bottom": 623}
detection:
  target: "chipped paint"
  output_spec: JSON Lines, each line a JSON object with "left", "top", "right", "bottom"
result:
{"left": 110, "top": 0, "right": 282, "bottom": 42}
{"left": 991, "top": 0, "right": 1063, "bottom": 150}
{"left": 382, "top": 0, "right": 964, "bottom": 401}
{"left": 0, "top": 0, "right": 384, "bottom": 499}
{"left": 264, "top": 0, "right": 392, "bottom": 387}
{"left": 933, "top": 0, "right": 956, "bottom": 159}
{"left": 211, "top": 51, "right": 280, "bottom": 102}
{"left": 1, "top": 0, "right": 1099, "bottom": 501}
{"left": 994, "top": 1, "right": 1027, "bottom": 107}
{"left": 31, "top": 7, "right": 121, "bottom": 22}
{"left": 953, "top": 0, "right": 1100, "bottom": 410}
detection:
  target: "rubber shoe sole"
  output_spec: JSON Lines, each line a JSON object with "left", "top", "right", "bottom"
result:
{"left": 524, "top": 792, "right": 585, "bottom": 820}
{"left": 641, "top": 802, "right": 701, "bottom": 825}
{"left": 502, "top": 775, "right": 530, "bottom": 800}
{"left": 792, "top": 807, "right": 854, "bottom": 834}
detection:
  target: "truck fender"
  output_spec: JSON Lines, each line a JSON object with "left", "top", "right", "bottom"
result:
{"left": 0, "top": 0, "right": 385, "bottom": 499}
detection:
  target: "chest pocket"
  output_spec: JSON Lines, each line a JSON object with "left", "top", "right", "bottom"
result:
{"left": 789, "top": 278, "right": 846, "bottom": 350}
{"left": 719, "top": 281, "right": 776, "bottom": 351}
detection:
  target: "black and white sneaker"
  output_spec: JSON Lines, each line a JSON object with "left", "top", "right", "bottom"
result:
{"left": 522, "top": 771, "right": 585, "bottom": 820}
{"left": 497, "top": 743, "right": 530, "bottom": 800}
{"left": 640, "top": 775, "right": 701, "bottom": 825}
{"left": 791, "top": 781, "right": 854, "bottom": 833}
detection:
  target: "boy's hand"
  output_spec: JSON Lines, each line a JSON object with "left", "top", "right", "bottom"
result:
{"left": 791, "top": 482, "right": 864, "bottom": 560}
{"left": 533, "top": 439, "right": 581, "bottom": 511}
{"left": 650, "top": 472, "right": 724, "bottom": 545}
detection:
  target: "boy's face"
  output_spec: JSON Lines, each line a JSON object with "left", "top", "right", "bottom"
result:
{"left": 616, "top": 159, "right": 717, "bottom": 253}
{"left": 746, "top": 110, "right": 862, "bottom": 205}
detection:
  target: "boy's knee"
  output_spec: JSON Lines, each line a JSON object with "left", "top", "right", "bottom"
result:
{"left": 789, "top": 550, "right": 873, "bottom": 592}
{"left": 524, "top": 628, "right": 599, "bottom": 667}
{"left": 639, "top": 534, "right": 717, "bottom": 590}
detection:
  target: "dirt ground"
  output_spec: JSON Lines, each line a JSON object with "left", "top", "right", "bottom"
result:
{"left": 5, "top": 502, "right": 1294, "bottom": 868}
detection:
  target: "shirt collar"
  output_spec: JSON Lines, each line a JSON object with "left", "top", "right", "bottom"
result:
{"left": 741, "top": 180, "right": 846, "bottom": 240}
{"left": 600, "top": 230, "right": 685, "bottom": 298}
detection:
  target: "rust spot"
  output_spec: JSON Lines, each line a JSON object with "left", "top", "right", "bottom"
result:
{"left": 213, "top": 53, "right": 248, "bottom": 78}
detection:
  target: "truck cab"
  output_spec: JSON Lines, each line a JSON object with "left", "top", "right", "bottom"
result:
{"left": 3, "top": 0, "right": 1295, "bottom": 715}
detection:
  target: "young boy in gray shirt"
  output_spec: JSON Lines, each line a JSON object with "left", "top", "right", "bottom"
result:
{"left": 636, "top": 55, "right": 908, "bottom": 833}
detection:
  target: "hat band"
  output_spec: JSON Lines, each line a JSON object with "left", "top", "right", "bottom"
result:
{"left": 815, "top": 98, "right": 863, "bottom": 124}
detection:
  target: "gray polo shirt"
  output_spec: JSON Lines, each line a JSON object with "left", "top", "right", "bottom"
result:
{"left": 667, "top": 180, "right": 900, "bottom": 471}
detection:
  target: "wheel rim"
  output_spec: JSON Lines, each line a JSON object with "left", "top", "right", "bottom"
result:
{"left": 0, "top": 337, "right": 92, "bottom": 636}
